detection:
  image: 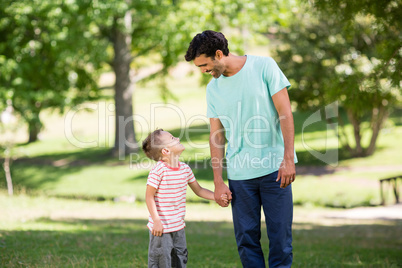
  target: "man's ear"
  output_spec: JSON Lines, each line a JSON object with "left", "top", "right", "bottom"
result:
{"left": 215, "top": 50, "right": 223, "bottom": 60}
{"left": 161, "top": 148, "right": 170, "bottom": 155}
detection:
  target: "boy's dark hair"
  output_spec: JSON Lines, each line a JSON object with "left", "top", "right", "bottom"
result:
{"left": 142, "top": 129, "right": 164, "bottom": 161}
{"left": 185, "top": 30, "right": 229, "bottom": 61}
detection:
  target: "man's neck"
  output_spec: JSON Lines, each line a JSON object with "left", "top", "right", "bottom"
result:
{"left": 222, "top": 53, "right": 247, "bottom": 77}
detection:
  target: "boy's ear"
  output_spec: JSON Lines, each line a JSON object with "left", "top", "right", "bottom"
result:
{"left": 161, "top": 148, "right": 170, "bottom": 155}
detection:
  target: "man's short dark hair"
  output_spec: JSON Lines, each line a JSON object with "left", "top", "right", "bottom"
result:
{"left": 185, "top": 30, "right": 229, "bottom": 61}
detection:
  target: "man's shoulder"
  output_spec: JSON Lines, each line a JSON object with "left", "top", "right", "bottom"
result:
{"left": 247, "top": 55, "right": 275, "bottom": 65}
{"left": 206, "top": 77, "right": 218, "bottom": 89}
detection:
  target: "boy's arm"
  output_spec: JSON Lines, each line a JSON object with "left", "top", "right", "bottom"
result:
{"left": 145, "top": 185, "right": 163, "bottom": 236}
{"left": 188, "top": 181, "right": 214, "bottom": 201}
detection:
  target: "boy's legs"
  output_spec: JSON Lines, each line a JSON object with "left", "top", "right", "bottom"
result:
{"left": 229, "top": 177, "right": 265, "bottom": 268}
{"left": 148, "top": 231, "right": 173, "bottom": 268}
{"left": 260, "top": 171, "right": 293, "bottom": 268}
{"left": 171, "top": 229, "right": 188, "bottom": 268}
{"left": 148, "top": 230, "right": 188, "bottom": 268}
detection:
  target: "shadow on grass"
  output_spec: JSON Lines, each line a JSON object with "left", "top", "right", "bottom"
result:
{"left": 14, "top": 147, "right": 119, "bottom": 167}
{"left": 1, "top": 217, "right": 401, "bottom": 267}
{"left": 0, "top": 148, "right": 115, "bottom": 193}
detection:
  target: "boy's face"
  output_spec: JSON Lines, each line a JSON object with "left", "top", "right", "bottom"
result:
{"left": 159, "top": 131, "right": 185, "bottom": 155}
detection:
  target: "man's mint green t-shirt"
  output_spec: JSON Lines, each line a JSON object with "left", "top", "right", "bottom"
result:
{"left": 206, "top": 55, "right": 298, "bottom": 180}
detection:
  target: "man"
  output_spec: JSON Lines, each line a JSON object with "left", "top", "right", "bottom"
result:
{"left": 185, "top": 30, "right": 297, "bottom": 268}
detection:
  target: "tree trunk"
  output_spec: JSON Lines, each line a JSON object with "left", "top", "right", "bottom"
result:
{"left": 366, "top": 106, "right": 388, "bottom": 156}
{"left": 3, "top": 151, "right": 13, "bottom": 196}
{"left": 27, "top": 116, "right": 42, "bottom": 143}
{"left": 335, "top": 114, "right": 352, "bottom": 153}
{"left": 111, "top": 12, "right": 138, "bottom": 159}
{"left": 346, "top": 110, "right": 364, "bottom": 157}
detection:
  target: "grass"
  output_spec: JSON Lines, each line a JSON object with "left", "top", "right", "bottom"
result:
{"left": 1, "top": 69, "right": 402, "bottom": 266}
{"left": 1, "top": 193, "right": 401, "bottom": 267}
{"left": 3, "top": 219, "right": 401, "bottom": 267}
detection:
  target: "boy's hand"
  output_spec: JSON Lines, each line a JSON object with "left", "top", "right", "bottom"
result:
{"left": 214, "top": 182, "right": 232, "bottom": 207}
{"left": 221, "top": 194, "right": 230, "bottom": 206}
{"left": 152, "top": 220, "right": 163, "bottom": 237}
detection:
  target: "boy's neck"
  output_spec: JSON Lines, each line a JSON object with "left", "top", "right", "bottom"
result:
{"left": 163, "top": 154, "right": 181, "bottom": 168}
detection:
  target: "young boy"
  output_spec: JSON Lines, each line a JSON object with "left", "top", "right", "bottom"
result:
{"left": 142, "top": 129, "right": 228, "bottom": 268}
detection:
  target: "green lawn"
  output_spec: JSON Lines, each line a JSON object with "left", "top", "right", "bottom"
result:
{"left": 1, "top": 71, "right": 402, "bottom": 266}
{"left": 1, "top": 194, "right": 401, "bottom": 267}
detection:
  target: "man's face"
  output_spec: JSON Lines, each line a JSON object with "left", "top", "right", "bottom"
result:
{"left": 193, "top": 54, "right": 225, "bottom": 79}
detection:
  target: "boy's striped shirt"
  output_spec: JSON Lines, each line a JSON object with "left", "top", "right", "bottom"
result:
{"left": 147, "top": 161, "right": 196, "bottom": 233}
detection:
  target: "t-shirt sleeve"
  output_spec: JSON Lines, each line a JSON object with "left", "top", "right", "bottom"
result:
{"left": 185, "top": 165, "right": 196, "bottom": 184}
{"left": 206, "top": 84, "right": 218, "bottom": 118}
{"left": 263, "top": 57, "right": 291, "bottom": 96}
{"left": 147, "top": 165, "right": 162, "bottom": 189}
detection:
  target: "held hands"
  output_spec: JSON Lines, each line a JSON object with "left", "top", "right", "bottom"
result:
{"left": 214, "top": 182, "right": 232, "bottom": 207}
{"left": 220, "top": 193, "right": 231, "bottom": 206}
{"left": 276, "top": 158, "right": 296, "bottom": 188}
{"left": 152, "top": 219, "right": 163, "bottom": 237}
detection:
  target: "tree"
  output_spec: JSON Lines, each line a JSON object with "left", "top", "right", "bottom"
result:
{"left": 309, "top": 0, "right": 401, "bottom": 91}
{"left": 311, "top": 0, "right": 401, "bottom": 30}
{"left": 0, "top": 102, "right": 20, "bottom": 196}
{"left": 57, "top": 0, "right": 294, "bottom": 158}
{"left": 1, "top": 0, "right": 296, "bottom": 158}
{"left": 0, "top": 1, "right": 105, "bottom": 143}
{"left": 273, "top": 4, "right": 401, "bottom": 157}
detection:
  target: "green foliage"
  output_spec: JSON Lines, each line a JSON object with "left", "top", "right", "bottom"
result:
{"left": 1, "top": 0, "right": 295, "bottom": 149}
{"left": 0, "top": 0, "right": 106, "bottom": 142}
{"left": 311, "top": 0, "right": 401, "bottom": 30}
{"left": 273, "top": 4, "right": 401, "bottom": 156}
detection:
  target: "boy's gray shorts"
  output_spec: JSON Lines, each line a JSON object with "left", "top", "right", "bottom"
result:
{"left": 148, "top": 229, "right": 188, "bottom": 268}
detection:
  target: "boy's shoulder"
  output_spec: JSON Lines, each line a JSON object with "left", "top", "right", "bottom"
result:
{"left": 149, "top": 161, "right": 165, "bottom": 172}
{"left": 149, "top": 161, "right": 191, "bottom": 172}
{"left": 179, "top": 161, "right": 192, "bottom": 170}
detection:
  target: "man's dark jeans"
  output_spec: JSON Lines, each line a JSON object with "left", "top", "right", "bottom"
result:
{"left": 229, "top": 171, "right": 293, "bottom": 268}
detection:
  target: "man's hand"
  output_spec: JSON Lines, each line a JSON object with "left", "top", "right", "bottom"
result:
{"left": 276, "top": 158, "right": 296, "bottom": 188}
{"left": 214, "top": 181, "right": 232, "bottom": 207}
{"left": 152, "top": 219, "right": 163, "bottom": 237}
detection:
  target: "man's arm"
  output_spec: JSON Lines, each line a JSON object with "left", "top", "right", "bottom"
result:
{"left": 272, "top": 88, "right": 296, "bottom": 188}
{"left": 209, "top": 118, "right": 232, "bottom": 206}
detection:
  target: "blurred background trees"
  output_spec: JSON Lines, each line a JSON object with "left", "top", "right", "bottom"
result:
{"left": 0, "top": 0, "right": 292, "bottom": 157}
{"left": 0, "top": 0, "right": 400, "bottom": 158}
{"left": 273, "top": 1, "right": 401, "bottom": 157}
{"left": 0, "top": 1, "right": 104, "bottom": 143}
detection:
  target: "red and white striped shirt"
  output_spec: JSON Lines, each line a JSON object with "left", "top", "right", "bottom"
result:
{"left": 147, "top": 161, "right": 196, "bottom": 233}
